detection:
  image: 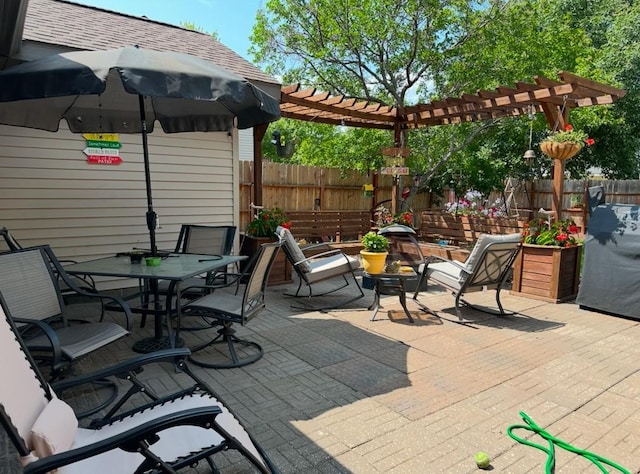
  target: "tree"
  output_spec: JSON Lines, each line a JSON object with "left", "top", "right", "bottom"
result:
{"left": 180, "top": 21, "right": 219, "bottom": 40}
{"left": 251, "top": 0, "right": 638, "bottom": 199}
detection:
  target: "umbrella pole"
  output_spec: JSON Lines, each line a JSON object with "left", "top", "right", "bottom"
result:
{"left": 139, "top": 95, "right": 158, "bottom": 257}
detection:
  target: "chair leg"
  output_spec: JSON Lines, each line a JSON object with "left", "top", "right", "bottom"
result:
{"left": 188, "top": 322, "right": 263, "bottom": 369}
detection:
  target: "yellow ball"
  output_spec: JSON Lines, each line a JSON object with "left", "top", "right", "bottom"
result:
{"left": 475, "top": 451, "right": 491, "bottom": 469}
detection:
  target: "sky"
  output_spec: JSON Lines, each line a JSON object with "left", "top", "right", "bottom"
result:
{"left": 72, "top": 0, "right": 265, "bottom": 60}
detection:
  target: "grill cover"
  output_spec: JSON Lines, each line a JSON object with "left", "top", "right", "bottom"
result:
{"left": 576, "top": 203, "right": 640, "bottom": 319}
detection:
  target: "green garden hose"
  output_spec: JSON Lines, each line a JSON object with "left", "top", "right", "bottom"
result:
{"left": 506, "top": 411, "right": 630, "bottom": 473}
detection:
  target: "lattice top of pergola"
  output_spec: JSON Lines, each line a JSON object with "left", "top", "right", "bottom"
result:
{"left": 280, "top": 71, "right": 626, "bottom": 130}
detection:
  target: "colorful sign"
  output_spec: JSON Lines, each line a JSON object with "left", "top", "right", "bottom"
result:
{"left": 82, "top": 134, "right": 122, "bottom": 165}
{"left": 381, "top": 166, "right": 409, "bottom": 175}
{"left": 86, "top": 156, "right": 123, "bottom": 165}
{"left": 82, "top": 133, "right": 120, "bottom": 141}
{"left": 85, "top": 140, "right": 121, "bottom": 149}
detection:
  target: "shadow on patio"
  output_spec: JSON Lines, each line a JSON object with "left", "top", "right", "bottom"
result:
{"left": 2, "top": 275, "right": 639, "bottom": 473}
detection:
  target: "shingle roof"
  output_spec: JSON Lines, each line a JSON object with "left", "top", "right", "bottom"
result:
{"left": 22, "top": 0, "right": 278, "bottom": 85}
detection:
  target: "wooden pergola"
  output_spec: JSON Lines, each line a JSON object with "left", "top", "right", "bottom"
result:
{"left": 253, "top": 71, "right": 626, "bottom": 215}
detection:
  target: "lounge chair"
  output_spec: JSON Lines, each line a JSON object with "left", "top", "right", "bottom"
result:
{"left": 413, "top": 233, "right": 522, "bottom": 321}
{"left": 0, "top": 292, "right": 278, "bottom": 473}
{"left": 275, "top": 226, "right": 364, "bottom": 309}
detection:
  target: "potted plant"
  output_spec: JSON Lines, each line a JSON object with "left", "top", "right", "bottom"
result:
{"left": 245, "top": 207, "right": 290, "bottom": 239}
{"left": 511, "top": 216, "right": 583, "bottom": 302}
{"left": 360, "top": 231, "right": 389, "bottom": 274}
{"left": 241, "top": 207, "right": 292, "bottom": 285}
{"left": 540, "top": 124, "right": 595, "bottom": 161}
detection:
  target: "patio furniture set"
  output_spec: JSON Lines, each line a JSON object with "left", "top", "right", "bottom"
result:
{"left": 0, "top": 223, "right": 522, "bottom": 472}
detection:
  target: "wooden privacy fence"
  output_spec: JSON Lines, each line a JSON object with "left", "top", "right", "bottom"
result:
{"left": 240, "top": 161, "right": 640, "bottom": 242}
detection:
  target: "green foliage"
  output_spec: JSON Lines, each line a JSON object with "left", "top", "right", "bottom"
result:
{"left": 251, "top": 0, "right": 640, "bottom": 187}
{"left": 522, "top": 218, "right": 581, "bottom": 247}
{"left": 361, "top": 231, "right": 389, "bottom": 253}
{"left": 180, "top": 21, "right": 219, "bottom": 40}
{"left": 246, "top": 208, "right": 290, "bottom": 238}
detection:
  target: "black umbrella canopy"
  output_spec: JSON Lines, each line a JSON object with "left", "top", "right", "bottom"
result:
{"left": 0, "top": 46, "right": 280, "bottom": 255}
{"left": 0, "top": 46, "right": 280, "bottom": 132}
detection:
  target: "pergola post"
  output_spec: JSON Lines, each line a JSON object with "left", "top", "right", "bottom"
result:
{"left": 253, "top": 123, "right": 268, "bottom": 207}
{"left": 539, "top": 102, "right": 570, "bottom": 217}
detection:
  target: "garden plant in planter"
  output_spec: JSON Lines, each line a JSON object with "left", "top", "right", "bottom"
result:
{"left": 511, "top": 216, "right": 583, "bottom": 303}
{"left": 360, "top": 231, "right": 389, "bottom": 274}
{"left": 539, "top": 124, "right": 595, "bottom": 161}
{"left": 241, "top": 207, "right": 292, "bottom": 285}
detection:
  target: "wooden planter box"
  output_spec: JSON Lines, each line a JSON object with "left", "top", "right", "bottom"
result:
{"left": 239, "top": 235, "right": 292, "bottom": 286}
{"left": 511, "top": 244, "right": 582, "bottom": 303}
{"left": 418, "top": 211, "right": 526, "bottom": 246}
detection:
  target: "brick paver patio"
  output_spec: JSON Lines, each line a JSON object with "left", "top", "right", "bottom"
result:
{"left": 2, "top": 275, "right": 639, "bottom": 473}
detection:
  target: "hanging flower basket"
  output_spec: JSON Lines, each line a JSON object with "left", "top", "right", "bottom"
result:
{"left": 540, "top": 141, "right": 582, "bottom": 161}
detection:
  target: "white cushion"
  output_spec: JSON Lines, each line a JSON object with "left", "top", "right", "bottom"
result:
{"left": 30, "top": 396, "right": 78, "bottom": 459}
{"left": 464, "top": 233, "right": 521, "bottom": 271}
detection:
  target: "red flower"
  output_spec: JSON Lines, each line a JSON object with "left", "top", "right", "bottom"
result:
{"left": 585, "top": 138, "right": 595, "bottom": 146}
{"left": 569, "top": 224, "right": 579, "bottom": 233}
{"left": 564, "top": 124, "right": 573, "bottom": 131}
{"left": 556, "top": 233, "right": 568, "bottom": 242}
{"left": 281, "top": 221, "right": 292, "bottom": 230}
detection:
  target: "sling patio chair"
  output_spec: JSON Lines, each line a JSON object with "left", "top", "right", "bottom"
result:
{"left": 413, "top": 233, "right": 522, "bottom": 321}
{"left": 275, "top": 226, "right": 364, "bottom": 310}
{"left": 0, "top": 227, "right": 101, "bottom": 309}
{"left": 155, "top": 225, "right": 237, "bottom": 327}
{"left": 0, "top": 245, "right": 131, "bottom": 379}
{"left": 0, "top": 292, "right": 279, "bottom": 474}
{"left": 179, "top": 241, "right": 282, "bottom": 369}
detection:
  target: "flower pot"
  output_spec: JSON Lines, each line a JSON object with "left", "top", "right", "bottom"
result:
{"left": 240, "top": 235, "right": 291, "bottom": 286}
{"left": 511, "top": 243, "right": 582, "bottom": 303}
{"left": 360, "top": 250, "right": 388, "bottom": 274}
{"left": 540, "top": 141, "right": 582, "bottom": 161}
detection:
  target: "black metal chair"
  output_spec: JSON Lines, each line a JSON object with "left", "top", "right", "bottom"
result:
{"left": 180, "top": 241, "right": 282, "bottom": 369}
{"left": 0, "top": 292, "right": 279, "bottom": 474}
{"left": 0, "top": 227, "right": 101, "bottom": 310}
{"left": 0, "top": 245, "right": 131, "bottom": 379}
{"left": 413, "top": 233, "right": 522, "bottom": 321}
{"left": 275, "top": 226, "right": 364, "bottom": 310}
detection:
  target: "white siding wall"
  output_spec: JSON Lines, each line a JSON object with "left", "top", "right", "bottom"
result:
{"left": 0, "top": 123, "right": 238, "bottom": 290}
{"left": 238, "top": 128, "right": 254, "bottom": 161}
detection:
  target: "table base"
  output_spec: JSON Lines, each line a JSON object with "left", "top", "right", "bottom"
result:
{"left": 133, "top": 336, "right": 185, "bottom": 354}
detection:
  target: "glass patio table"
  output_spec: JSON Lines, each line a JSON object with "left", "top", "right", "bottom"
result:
{"left": 65, "top": 253, "right": 246, "bottom": 353}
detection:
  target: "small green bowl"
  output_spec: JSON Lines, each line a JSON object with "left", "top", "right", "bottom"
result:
{"left": 145, "top": 257, "right": 162, "bottom": 267}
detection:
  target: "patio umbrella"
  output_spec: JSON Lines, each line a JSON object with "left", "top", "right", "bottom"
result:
{"left": 0, "top": 45, "right": 280, "bottom": 255}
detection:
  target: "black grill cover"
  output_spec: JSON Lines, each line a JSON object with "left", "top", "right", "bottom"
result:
{"left": 576, "top": 203, "right": 640, "bottom": 319}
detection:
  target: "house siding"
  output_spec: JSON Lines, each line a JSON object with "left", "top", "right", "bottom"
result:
{"left": 0, "top": 123, "right": 238, "bottom": 290}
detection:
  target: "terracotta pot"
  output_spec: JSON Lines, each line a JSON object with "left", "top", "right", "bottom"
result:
{"left": 360, "top": 250, "right": 388, "bottom": 274}
{"left": 540, "top": 141, "right": 582, "bottom": 160}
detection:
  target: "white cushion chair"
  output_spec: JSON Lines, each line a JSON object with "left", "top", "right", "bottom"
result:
{"left": 0, "top": 292, "right": 278, "bottom": 474}
{"left": 276, "top": 226, "right": 364, "bottom": 309}
{"left": 413, "top": 233, "right": 522, "bottom": 321}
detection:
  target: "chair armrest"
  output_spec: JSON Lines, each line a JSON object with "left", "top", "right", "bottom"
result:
{"left": 295, "top": 248, "right": 347, "bottom": 266}
{"left": 51, "top": 348, "right": 192, "bottom": 392}
{"left": 23, "top": 406, "right": 223, "bottom": 474}
{"left": 13, "top": 317, "right": 63, "bottom": 368}
{"left": 300, "top": 242, "right": 332, "bottom": 251}
{"left": 424, "top": 255, "right": 470, "bottom": 274}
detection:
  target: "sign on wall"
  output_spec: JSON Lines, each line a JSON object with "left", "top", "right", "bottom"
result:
{"left": 82, "top": 133, "right": 123, "bottom": 165}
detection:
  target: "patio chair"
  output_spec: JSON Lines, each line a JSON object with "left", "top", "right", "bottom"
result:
{"left": 413, "top": 233, "right": 522, "bottom": 321}
{"left": 0, "top": 227, "right": 100, "bottom": 307}
{"left": 0, "top": 293, "right": 279, "bottom": 474}
{"left": 275, "top": 226, "right": 364, "bottom": 310}
{"left": 157, "top": 224, "right": 237, "bottom": 300}
{"left": 0, "top": 245, "right": 131, "bottom": 379}
{"left": 180, "top": 241, "right": 282, "bottom": 369}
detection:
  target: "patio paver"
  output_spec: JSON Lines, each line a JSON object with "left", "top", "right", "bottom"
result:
{"left": 1, "top": 276, "right": 639, "bottom": 473}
